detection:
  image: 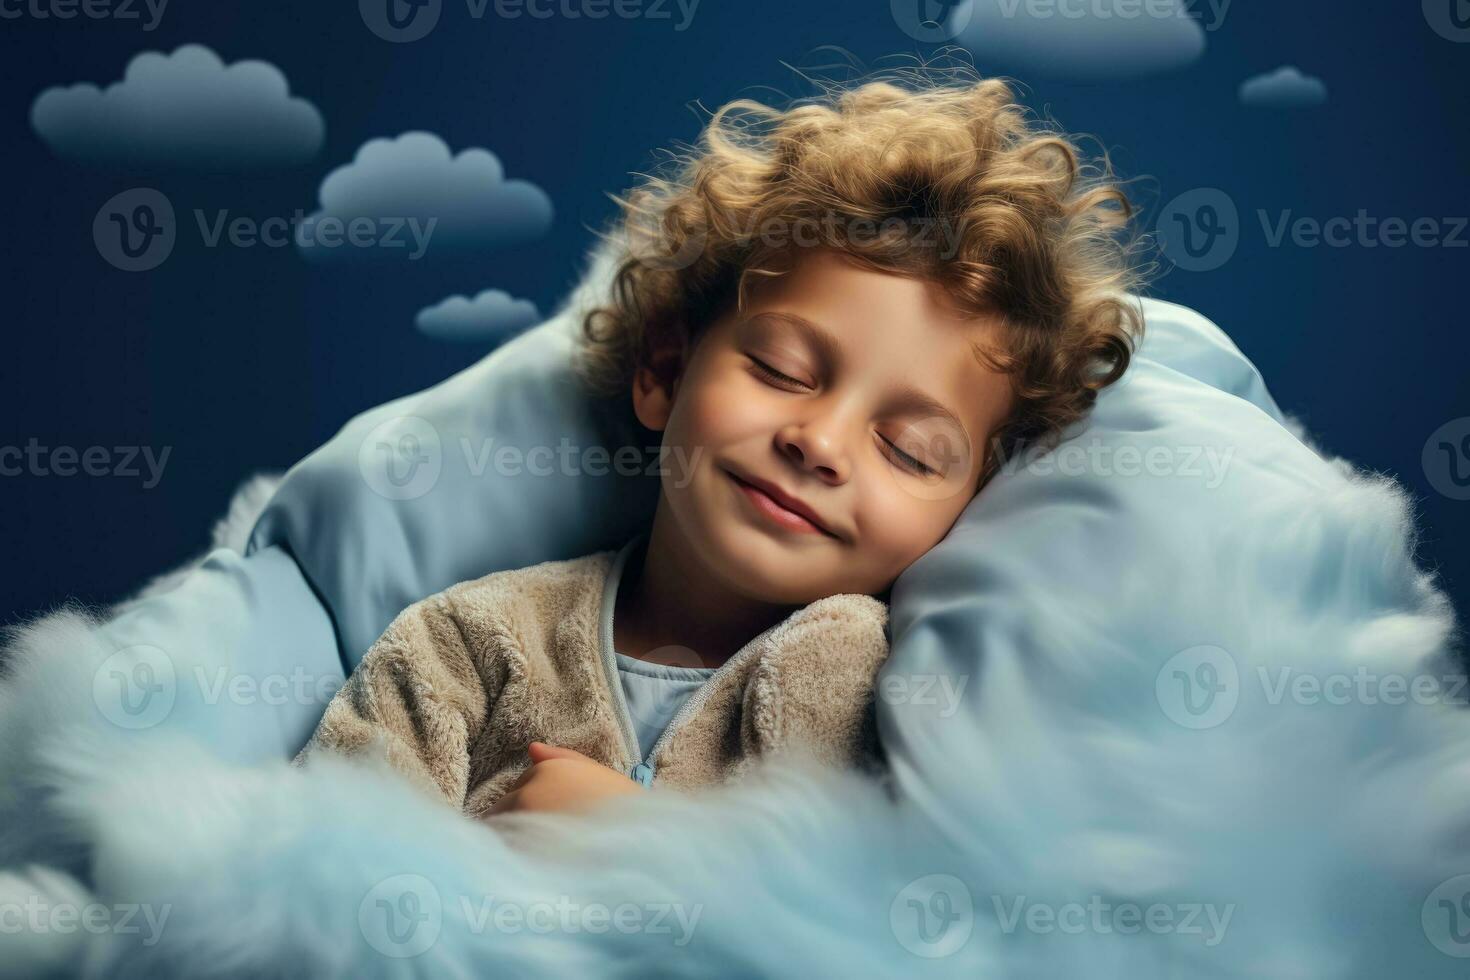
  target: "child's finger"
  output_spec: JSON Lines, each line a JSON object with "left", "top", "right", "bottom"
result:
{"left": 503, "top": 764, "right": 538, "bottom": 793}
{"left": 486, "top": 788, "right": 522, "bottom": 816}
{"left": 526, "top": 741, "right": 589, "bottom": 763}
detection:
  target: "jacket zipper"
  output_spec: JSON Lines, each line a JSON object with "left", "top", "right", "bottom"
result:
{"left": 632, "top": 635, "right": 774, "bottom": 784}
{"left": 596, "top": 536, "right": 785, "bottom": 787}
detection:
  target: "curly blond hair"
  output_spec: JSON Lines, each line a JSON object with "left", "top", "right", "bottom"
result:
{"left": 575, "top": 59, "right": 1156, "bottom": 492}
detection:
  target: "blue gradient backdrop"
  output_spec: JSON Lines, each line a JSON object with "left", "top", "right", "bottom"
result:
{"left": 1, "top": 1, "right": 1464, "bottom": 629}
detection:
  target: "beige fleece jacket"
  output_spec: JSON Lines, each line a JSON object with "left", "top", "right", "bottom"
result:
{"left": 295, "top": 537, "right": 892, "bottom": 819}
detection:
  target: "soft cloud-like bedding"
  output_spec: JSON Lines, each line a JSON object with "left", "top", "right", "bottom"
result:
{"left": 2, "top": 230, "right": 1466, "bottom": 976}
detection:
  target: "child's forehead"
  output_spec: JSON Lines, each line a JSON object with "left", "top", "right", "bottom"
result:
{"left": 732, "top": 262, "right": 1005, "bottom": 366}
{"left": 741, "top": 247, "right": 998, "bottom": 326}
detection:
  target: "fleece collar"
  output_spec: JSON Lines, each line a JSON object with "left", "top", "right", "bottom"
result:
{"left": 600, "top": 530, "right": 887, "bottom": 674}
{"left": 596, "top": 530, "right": 890, "bottom": 773}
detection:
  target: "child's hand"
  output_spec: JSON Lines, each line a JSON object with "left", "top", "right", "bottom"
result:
{"left": 485, "top": 742, "right": 644, "bottom": 817}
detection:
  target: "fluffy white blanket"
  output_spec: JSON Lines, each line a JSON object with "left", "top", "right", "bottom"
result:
{"left": 1, "top": 462, "right": 1468, "bottom": 978}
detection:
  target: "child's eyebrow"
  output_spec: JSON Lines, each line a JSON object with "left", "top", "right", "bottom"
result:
{"left": 749, "top": 311, "right": 843, "bottom": 365}
{"left": 751, "top": 310, "right": 972, "bottom": 453}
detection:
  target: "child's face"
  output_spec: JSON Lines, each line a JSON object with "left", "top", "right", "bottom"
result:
{"left": 633, "top": 248, "right": 1016, "bottom": 604}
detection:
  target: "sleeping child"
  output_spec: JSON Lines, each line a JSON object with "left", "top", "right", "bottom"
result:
{"left": 294, "top": 65, "right": 1150, "bottom": 819}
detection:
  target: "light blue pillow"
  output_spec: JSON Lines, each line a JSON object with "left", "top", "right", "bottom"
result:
{"left": 245, "top": 309, "right": 660, "bottom": 673}
{"left": 244, "top": 244, "right": 1303, "bottom": 763}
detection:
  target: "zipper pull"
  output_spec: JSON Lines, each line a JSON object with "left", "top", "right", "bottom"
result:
{"left": 630, "top": 762, "right": 654, "bottom": 787}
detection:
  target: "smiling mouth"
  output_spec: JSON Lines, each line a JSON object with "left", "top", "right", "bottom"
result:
{"left": 725, "top": 469, "right": 837, "bottom": 539}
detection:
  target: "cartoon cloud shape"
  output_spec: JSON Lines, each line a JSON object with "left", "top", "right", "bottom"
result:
{"left": 31, "top": 43, "right": 323, "bottom": 170}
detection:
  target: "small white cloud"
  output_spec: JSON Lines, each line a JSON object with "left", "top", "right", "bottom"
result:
{"left": 297, "top": 132, "right": 553, "bottom": 261}
{"left": 414, "top": 289, "right": 541, "bottom": 344}
{"left": 1238, "top": 66, "right": 1327, "bottom": 108}
{"left": 953, "top": 0, "right": 1206, "bottom": 80}
{"left": 30, "top": 43, "right": 323, "bottom": 169}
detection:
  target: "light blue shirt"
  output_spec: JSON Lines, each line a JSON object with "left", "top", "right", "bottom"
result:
{"left": 604, "top": 533, "right": 717, "bottom": 759}
{"left": 614, "top": 653, "right": 715, "bottom": 759}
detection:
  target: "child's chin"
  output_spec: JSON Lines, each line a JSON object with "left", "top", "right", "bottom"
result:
{"left": 707, "top": 524, "right": 841, "bottom": 598}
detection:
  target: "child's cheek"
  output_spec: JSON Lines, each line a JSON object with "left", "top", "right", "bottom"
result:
{"left": 680, "top": 367, "right": 759, "bottom": 450}
{"left": 860, "top": 477, "right": 953, "bottom": 573}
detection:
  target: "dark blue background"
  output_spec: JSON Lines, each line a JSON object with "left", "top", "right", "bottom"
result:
{"left": 2, "top": 1, "right": 1465, "bottom": 628}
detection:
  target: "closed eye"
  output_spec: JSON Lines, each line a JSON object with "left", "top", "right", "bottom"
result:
{"left": 748, "top": 356, "right": 810, "bottom": 390}
{"left": 880, "top": 435, "right": 937, "bottom": 476}
{"left": 751, "top": 355, "right": 938, "bottom": 476}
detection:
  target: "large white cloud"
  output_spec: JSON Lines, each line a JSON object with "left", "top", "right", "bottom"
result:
{"left": 296, "top": 132, "right": 553, "bottom": 261}
{"left": 1238, "top": 66, "right": 1327, "bottom": 108}
{"left": 952, "top": 0, "right": 1207, "bottom": 80}
{"left": 30, "top": 43, "right": 323, "bottom": 169}
{"left": 414, "top": 289, "right": 542, "bottom": 344}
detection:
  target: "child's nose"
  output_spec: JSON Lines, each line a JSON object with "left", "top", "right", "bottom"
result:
{"left": 777, "top": 420, "right": 850, "bottom": 483}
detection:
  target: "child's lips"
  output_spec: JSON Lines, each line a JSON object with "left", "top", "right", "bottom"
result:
{"left": 726, "top": 469, "right": 837, "bottom": 538}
